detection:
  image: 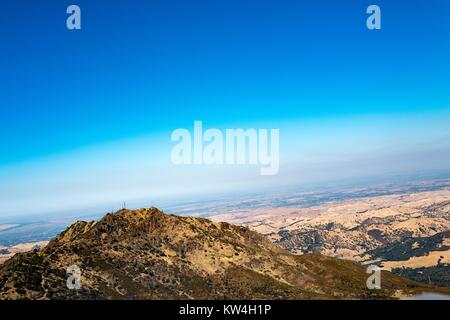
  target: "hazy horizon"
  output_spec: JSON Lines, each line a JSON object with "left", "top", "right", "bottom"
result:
{"left": 1, "top": 0, "right": 450, "bottom": 218}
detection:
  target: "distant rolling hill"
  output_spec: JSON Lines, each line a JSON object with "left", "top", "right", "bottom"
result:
{"left": 370, "top": 231, "right": 450, "bottom": 287}
{"left": 201, "top": 190, "right": 450, "bottom": 287}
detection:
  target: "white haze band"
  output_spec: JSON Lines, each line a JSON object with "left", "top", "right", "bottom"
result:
{"left": 171, "top": 121, "right": 280, "bottom": 176}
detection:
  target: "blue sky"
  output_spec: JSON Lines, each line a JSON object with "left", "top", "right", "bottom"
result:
{"left": 0, "top": 0, "right": 449, "bottom": 217}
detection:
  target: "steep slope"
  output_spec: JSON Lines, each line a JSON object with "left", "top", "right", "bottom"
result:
{"left": 0, "top": 208, "right": 437, "bottom": 300}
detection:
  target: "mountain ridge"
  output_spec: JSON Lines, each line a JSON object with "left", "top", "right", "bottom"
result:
{"left": 0, "top": 208, "right": 443, "bottom": 300}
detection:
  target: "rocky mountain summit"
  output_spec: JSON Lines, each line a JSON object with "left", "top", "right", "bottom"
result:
{"left": 0, "top": 208, "right": 438, "bottom": 299}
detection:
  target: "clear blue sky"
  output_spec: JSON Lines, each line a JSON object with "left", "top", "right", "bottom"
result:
{"left": 0, "top": 0, "right": 449, "bottom": 216}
